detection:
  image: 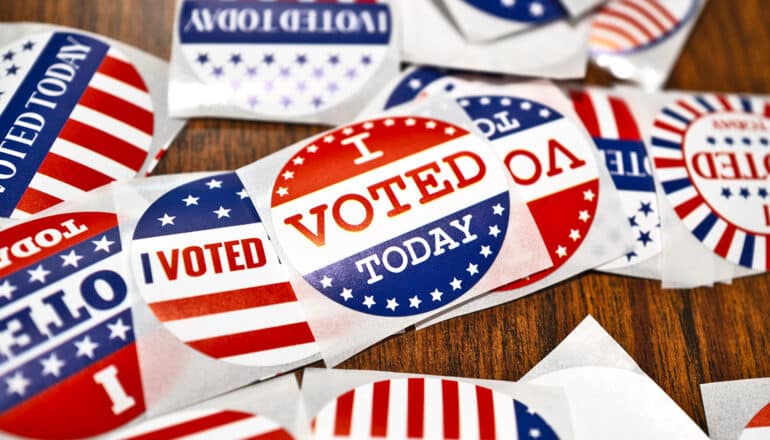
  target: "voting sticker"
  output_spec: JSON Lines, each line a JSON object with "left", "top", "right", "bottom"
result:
{"left": 0, "top": 212, "right": 145, "bottom": 439}
{"left": 311, "top": 377, "right": 561, "bottom": 439}
{"left": 0, "top": 31, "right": 154, "bottom": 218}
{"left": 451, "top": 0, "right": 566, "bottom": 24}
{"left": 176, "top": 0, "right": 393, "bottom": 117}
{"left": 269, "top": 116, "right": 512, "bottom": 317}
{"left": 131, "top": 172, "right": 318, "bottom": 367}
{"left": 120, "top": 408, "right": 294, "bottom": 439}
{"left": 739, "top": 403, "right": 770, "bottom": 440}
{"left": 650, "top": 94, "right": 770, "bottom": 270}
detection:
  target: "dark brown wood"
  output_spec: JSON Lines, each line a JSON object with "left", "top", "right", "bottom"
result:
{"left": 2, "top": 0, "right": 769, "bottom": 432}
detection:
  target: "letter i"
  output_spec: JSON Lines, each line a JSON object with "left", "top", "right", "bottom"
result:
{"left": 93, "top": 365, "right": 136, "bottom": 415}
{"left": 140, "top": 253, "right": 153, "bottom": 284}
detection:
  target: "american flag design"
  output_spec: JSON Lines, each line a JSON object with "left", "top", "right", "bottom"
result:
{"left": 459, "top": 0, "right": 566, "bottom": 23}
{"left": 178, "top": 0, "right": 392, "bottom": 116}
{"left": 0, "top": 31, "right": 155, "bottom": 218}
{"left": 650, "top": 94, "right": 770, "bottom": 270}
{"left": 570, "top": 89, "right": 660, "bottom": 269}
{"left": 131, "top": 172, "right": 318, "bottom": 367}
{"left": 117, "top": 408, "right": 294, "bottom": 439}
{"left": 270, "top": 116, "right": 512, "bottom": 317}
{"left": 740, "top": 403, "right": 770, "bottom": 440}
{"left": 0, "top": 212, "right": 145, "bottom": 439}
{"left": 589, "top": 0, "right": 699, "bottom": 54}
{"left": 311, "top": 377, "right": 560, "bottom": 439}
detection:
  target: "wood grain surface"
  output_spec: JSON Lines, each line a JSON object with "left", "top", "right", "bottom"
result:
{"left": 2, "top": 0, "right": 769, "bottom": 432}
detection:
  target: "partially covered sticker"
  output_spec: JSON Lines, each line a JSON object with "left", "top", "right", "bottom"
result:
{"left": 0, "top": 212, "right": 145, "bottom": 439}
{"left": 441, "top": 0, "right": 567, "bottom": 42}
{"left": 740, "top": 403, "right": 770, "bottom": 440}
{"left": 119, "top": 408, "right": 295, "bottom": 439}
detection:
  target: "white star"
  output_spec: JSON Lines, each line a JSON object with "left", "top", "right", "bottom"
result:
{"left": 236, "top": 189, "right": 249, "bottom": 199}
{"left": 529, "top": 427, "right": 541, "bottom": 438}
{"left": 60, "top": 250, "right": 83, "bottom": 268}
{"left": 108, "top": 318, "right": 132, "bottom": 341}
{"left": 530, "top": 1, "right": 544, "bottom": 16}
{"left": 501, "top": 0, "right": 515, "bottom": 6}
{"left": 583, "top": 189, "right": 595, "bottom": 202}
{"left": 569, "top": 229, "right": 582, "bottom": 242}
{"left": 405, "top": 118, "right": 416, "bottom": 126}
{"left": 157, "top": 213, "right": 176, "bottom": 226}
{"left": 205, "top": 179, "right": 223, "bottom": 189}
{"left": 459, "top": 99, "right": 470, "bottom": 107}
{"left": 307, "top": 144, "right": 319, "bottom": 153}
{"left": 276, "top": 187, "right": 289, "bottom": 197}
{"left": 92, "top": 235, "right": 115, "bottom": 252}
{"left": 409, "top": 295, "right": 422, "bottom": 309}
{"left": 6, "top": 371, "right": 30, "bottom": 396}
{"left": 466, "top": 263, "right": 479, "bottom": 276}
{"left": 445, "top": 126, "right": 456, "bottom": 135}
{"left": 556, "top": 245, "right": 567, "bottom": 258}
{"left": 27, "top": 264, "right": 50, "bottom": 283}
{"left": 479, "top": 97, "right": 491, "bottom": 105}
{"left": 408, "top": 78, "right": 422, "bottom": 90}
{"left": 579, "top": 210, "right": 591, "bottom": 222}
{"left": 492, "top": 203, "right": 505, "bottom": 216}
{"left": 324, "top": 135, "right": 335, "bottom": 143}
{"left": 521, "top": 101, "right": 532, "bottom": 110}
{"left": 500, "top": 97, "right": 512, "bottom": 106}
{"left": 320, "top": 275, "right": 333, "bottom": 288}
{"left": 384, "top": 118, "right": 395, "bottom": 127}
{"left": 363, "top": 122, "right": 374, "bottom": 130}
{"left": 488, "top": 225, "right": 501, "bottom": 238}
{"left": 342, "top": 127, "right": 354, "bottom": 135}
{"left": 480, "top": 245, "right": 493, "bottom": 258}
{"left": 213, "top": 206, "right": 231, "bottom": 219}
{"left": 450, "top": 277, "right": 463, "bottom": 291}
{"left": 0, "top": 280, "right": 17, "bottom": 300}
{"left": 426, "top": 120, "right": 437, "bottom": 129}
{"left": 75, "top": 336, "right": 99, "bottom": 359}
{"left": 293, "top": 156, "right": 305, "bottom": 166}
{"left": 182, "top": 194, "right": 199, "bottom": 206}
{"left": 362, "top": 295, "right": 376, "bottom": 309}
{"left": 430, "top": 288, "right": 443, "bottom": 302}
{"left": 539, "top": 108, "right": 550, "bottom": 118}
{"left": 282, "top": 170, "right": 295, "bottom": 180}
{"left": 386, "top": 298, "right": 399, "bottom": 311}
{"left": 40, "top": 353, "right": 65, "bottom": 377}
{"left": 340, "top": 288, "right": 353, "bottom": 301}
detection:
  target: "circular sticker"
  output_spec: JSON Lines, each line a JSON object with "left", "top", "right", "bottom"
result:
{"left": 650, "top": 94, "right": 770, "bottom": 270}
{"left": 739, "top": 403, "right": 770, "bottom": 440}
{"left": 131, "top": 172, "right": 317, "bottom": 367}
{"left": 119, "top": 408, "right": 294, "bottom": 439}
{"left": 177, "top": 0, "right": 393, "bottom": 116}
{"left": 571, "top": 89, "right": 661, "bottom": 268}
{"left": 311, "top": 377, "right": 560, "bottom": 439}
{"left": 458, "top": 0, "right": 566, "bottom": 23}
{"left": 270, "top": 116, "right": 512, "bottom": 316}
{"left": 0, "top": 212, "right": 145, "bottom": 439}
{"left": 589, "top": 0, "right": 700, "bottom": 55}
{"left": 0, "top": 31, "right": 154, "bottom": 218}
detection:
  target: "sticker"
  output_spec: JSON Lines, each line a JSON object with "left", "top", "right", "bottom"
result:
{"left": 119, "top": 408, "right": 294, "bottom": 439}
{"left": 270, "top": 116, "right": 512, "bottom": 316}
{"left": 650, "top": 94, "right": 770, "bottom": 270}
{"left": 571, "top": 90, "right": 660, "bottom": 268}
{"left": 0, "top": 212, "right": 145, "bottom": 439}
{"left": 131, "top": 172, "right": 317, "bottom": 367}
{"left": 739, "top": 403, "right": 770, "bottom": 440}
{"left": 456, "top": 0, "right": 566, "bottom": 23}
{"left": 589, "top": 0, "right": 700, "bottom": 55}
{"left": 177, "top": 0, "right": 393, "bottom": 116}
{"left": 311, "top": 377, "right": 560, "bottom": 439}
{"left": 0, "top": 32, "right": 154, "bottom": 218}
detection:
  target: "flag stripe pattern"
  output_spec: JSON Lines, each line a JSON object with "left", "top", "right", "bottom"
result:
{"left": 120, "top": 409, "right": 294, "bottom": 440}
{"left": 311, "top": 377, "right": 560, "bottom": 439}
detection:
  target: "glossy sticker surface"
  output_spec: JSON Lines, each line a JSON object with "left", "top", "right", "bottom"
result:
{"left": 651, "top": 94, "right": 770, "bottom": 270}
{"left": 120, "top": 408, "right": 294, "bottom": 439}
{"left": 177, "top": 0, "right": 392, "bottom": 116}
{"left": 132, "top": 172, "right": 317, "bottom": 367}
{"left": 739, "top": 403, "right": 770, "bottom": 440}
{"left": 0, "top": 32, "right": 154, "bottom": 217}
{"left": 0, "top": 212, "right": 145, "bottom": 439}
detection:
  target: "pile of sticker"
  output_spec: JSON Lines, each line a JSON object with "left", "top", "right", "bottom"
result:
{"left": 0, "top": 0, "right": 765, "bottom": 438}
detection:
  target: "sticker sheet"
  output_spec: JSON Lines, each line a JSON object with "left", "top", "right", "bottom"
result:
{"left": 237, "top": 96, "right": 552, "bottom": 366}
{"left": 302, "top": 368, "right": 574, "bottom": 440}
{"left": 169, "top": 0, "right": 399, "bottom": 124}
{"left": 702, "top": 378, "right": 770, "bottom": 440}
{"left": 521, "top": 316, "right": 709, "bottom": 440}
{"left": 0, "top": 23, "right": 185, "bottom": 219}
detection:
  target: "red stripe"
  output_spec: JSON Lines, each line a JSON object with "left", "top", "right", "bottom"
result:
{"left": 370, "top": 380, "right": 390, "bottom": 437}
{"left": 654, "top": 157, "right": 685, "bottom": 168}
{"left": 677, "top": 100, "right": 703, "bottom": 118}
{"left": 78, "top": 86, "right": 154, "bottom": 135}
{"left": 148, "top": 283, "right": 300, "bottom": 321}
{"left": 97, "top": 55, "right": 148, "bottom": 91}
{"left": 36, "top": 152, "right": 115, "bottom": 191}
{"left": 603, "top": 6, "right": 656, "bottom": 40}
{"left": 475, "top": 386, "right": 496, "bottom": 439}
{"left": 123, "top": 411, "right": 252, "bottom": 440}
{"left": 14, "top": 187, "right": 62, "bottom": 215}
{"left": 645, "top": 0, "right": 679, "bottom": 27}
{"left": 441, "top": 380, "right": 460, "bottom": 439}
{"left": 764, "top": 102, "right": 770, "bottom": 118}
{"left": 593, "top": 20, "right": 645, "bottom": 46}
{"left": 653, "top": 120, "right": 685, "bottom": 137}
{"left": 333, "top": 389, "right": 355, "bottom": 436}
{"left": 244, "top": 428, "right": 294, "bottom": 440}
{"left": 674, "top": 194, "right": 704, "bottom": 218}
{"left": 714, "top": 224, "right": 737, "bottom": 258}
{"left": 407, "top": 378, "right": 425, "bottom": 438}
{"left": 58, "top": 119, "right": 148, "bottom": 170}
{"left": 569, "top": 90, "right": 602, "bottom": 138}
{"left": 608, "top": 95, "right": 642, "bottom": 140}
{"left": 716, "top": 94, "right": 733, "bottom": 111}
{"left": 747, "top": 404, "right": 770, "bottom": 428}
{"left": 187, "top": 322, "right": 316, "bottom": 359}
{"left": 618, "top": 0, "right": 668, "bottom": 34}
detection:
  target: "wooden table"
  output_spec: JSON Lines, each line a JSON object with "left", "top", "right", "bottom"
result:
{"left": 3, "top": 0, "right": 769, "bottom": 432}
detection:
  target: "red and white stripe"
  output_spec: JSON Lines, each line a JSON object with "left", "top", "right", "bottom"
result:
{"left": 13, "top": 46, "right": 154, "bottom": 217}
{"left": 311, "top": 378, "right": 521, "bottom": 439}
{"left": 569, "top": 89, "right": 642, "bottom": 141}
{"left": 740, "top": 403, "right": 770, "bottom": 440}
{"left": 119, "top": 409, "right": 294, "bottom": 440}
{"left": 590, "top": 0, "right": 688, "bottom": 53}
